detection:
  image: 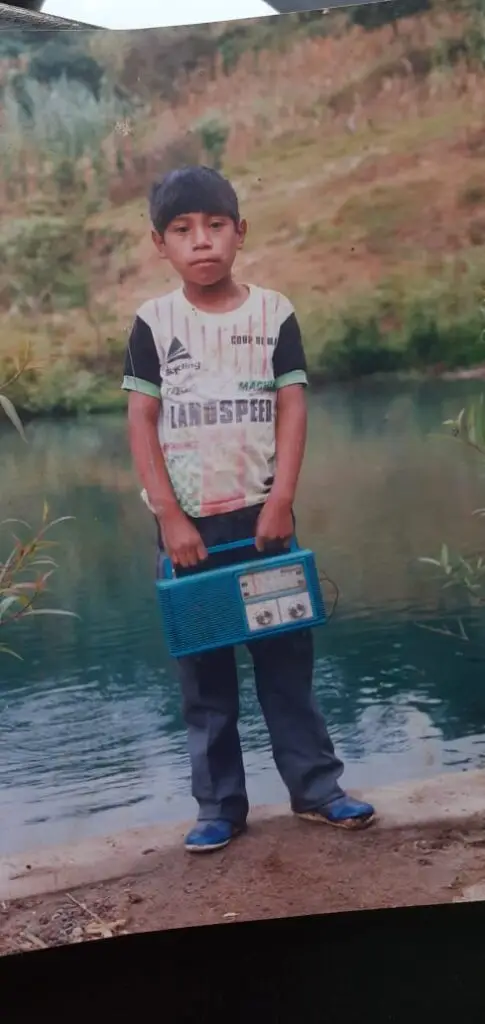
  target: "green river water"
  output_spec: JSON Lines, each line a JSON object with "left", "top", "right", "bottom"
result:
{"left": 2, "top": 378, "right": 485, "bottom": 855}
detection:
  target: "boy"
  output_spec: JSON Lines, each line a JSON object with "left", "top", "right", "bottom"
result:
{"left": 122, "top": 166, "right": 375, "bottom": 853}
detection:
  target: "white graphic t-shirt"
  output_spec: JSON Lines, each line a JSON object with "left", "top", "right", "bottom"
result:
{"left": 122, "top": 284, "right": 308, "bottom": 518}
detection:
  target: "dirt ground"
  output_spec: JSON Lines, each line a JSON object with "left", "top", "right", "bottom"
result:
{"left": 2, "top": 816, "right": 485, "bottom": 956}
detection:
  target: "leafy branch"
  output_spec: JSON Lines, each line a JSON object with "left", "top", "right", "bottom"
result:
{"left": 0, "top": 344, "right": 33, "bottom": 440}
{"left": 0, "top": 354, "right": 77, "bottom": 658}
{"left": 419, "top": 394, "right": 485, "bottom": 640}
{"left": 443, "top": 394, "right": 485, "bottom": 457}
{"left": 0, "top": 505, "right": 77, "bottom": 659}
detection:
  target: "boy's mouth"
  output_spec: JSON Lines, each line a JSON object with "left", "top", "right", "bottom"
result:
{"left": 191, "top": 257, "right": 220, "bottom": 266}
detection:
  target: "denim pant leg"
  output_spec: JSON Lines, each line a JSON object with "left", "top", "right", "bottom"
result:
{"left": 248, "top": 627, "right": 345, "bottom": 811}
{"left": 177, "top": 648, "right": 249, "bottom": 825}
{"left": 155, "top": 519, "right": 253, "bottom": 827}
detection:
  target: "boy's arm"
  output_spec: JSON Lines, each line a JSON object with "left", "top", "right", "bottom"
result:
{"left": 127, "top": 390, "right": 178, "bottom": 519}
{"left": 122, "top": 317, "right": 207, "bottom": 567}
{"left": 255, "top": 309, "right": 308, "bottom": 551}
{"left": 272, "top": 383, "right": 307, "bottom": 505}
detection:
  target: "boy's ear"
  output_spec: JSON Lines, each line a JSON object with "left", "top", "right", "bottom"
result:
{"left": 152, "top": 229, "right": 167, "bottom": 258}
{"left": 237, "top": 218, "right": 247, "bottom": 250}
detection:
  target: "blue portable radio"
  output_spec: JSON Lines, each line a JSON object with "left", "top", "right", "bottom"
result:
{"left": 156, "top": 537, "right": 326, "bottom": 659}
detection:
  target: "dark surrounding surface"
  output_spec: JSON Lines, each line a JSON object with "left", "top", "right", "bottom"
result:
{"left": 1, "top": 901, "right": 485, "bottom": 1020}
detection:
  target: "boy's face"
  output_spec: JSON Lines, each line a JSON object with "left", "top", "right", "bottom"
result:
{"left": 152, "top": 212, "right": 247, "bottom": 286}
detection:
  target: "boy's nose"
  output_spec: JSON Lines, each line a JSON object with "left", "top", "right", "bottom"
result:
{"left": 192, "top": 231, "right": 212, "bottom": 249}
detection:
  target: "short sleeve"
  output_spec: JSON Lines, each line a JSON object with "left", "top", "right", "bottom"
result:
{"left": 122, "top": 316, "right": 161, "bottom": 399}
{"left": 272, "top": 311, "right": 308, "bottom": 389}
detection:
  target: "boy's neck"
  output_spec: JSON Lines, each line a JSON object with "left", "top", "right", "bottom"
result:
{"left": 182, "top": 274, "right": 248, "bottom": 314}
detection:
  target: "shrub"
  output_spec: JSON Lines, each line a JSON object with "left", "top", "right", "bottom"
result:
{"left": 301, "top": 279, "right": 485, "bottom": 382}
{"left": 193, "top": 115, "right": 229, "bottom": 171}
{"left": 404, "top": 307, "right": 485, "bottom": 369}
{"left": 0, "top": 360, "right": 76, "bottom": 658}
{"left": 316, "top": 314, "right": 404, "bottom": 380}
{"left": 420, "top": 395, "right": 485, "bottom": 642}
{"left": 351, "top": 0, "right": 431, "bottom": 31}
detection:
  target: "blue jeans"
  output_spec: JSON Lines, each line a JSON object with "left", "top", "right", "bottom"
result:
{"left": 156, "top": 504, "right": 344, "bottom": 824}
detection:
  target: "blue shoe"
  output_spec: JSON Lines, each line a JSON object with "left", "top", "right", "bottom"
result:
{"left": 296, "top": 795, "right": 376, "bottom": 830}
{"left": 184, "top": 820, "right": 246, "bottom": 853}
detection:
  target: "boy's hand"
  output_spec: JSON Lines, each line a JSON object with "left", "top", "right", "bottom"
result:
{"left": 255, "top": 495, "right": 293, "bottom": 552}
{"left": 160, "top": 508, "right": 208, "bottom": 568}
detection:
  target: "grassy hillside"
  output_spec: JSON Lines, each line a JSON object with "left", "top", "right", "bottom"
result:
{"left": 2, "top": 2, "right": 485, "bottom": 415}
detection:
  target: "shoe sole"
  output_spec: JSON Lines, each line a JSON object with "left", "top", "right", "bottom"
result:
{"left": 295, "top": 811, "right": 377, "bottom": 831}
{"left": 185, "top": 838, "right": 232, "bottom": 854}
{"left": 184, "top": 828, "right": 246, "bottom": 854}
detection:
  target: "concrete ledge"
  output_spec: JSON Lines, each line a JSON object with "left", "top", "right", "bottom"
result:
{"left": 2, "top": 769, "right": 485, "bottom": 902}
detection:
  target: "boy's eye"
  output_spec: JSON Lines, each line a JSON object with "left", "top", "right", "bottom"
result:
{"left": 210, "top": 220, "right": 223, "bottom": 229}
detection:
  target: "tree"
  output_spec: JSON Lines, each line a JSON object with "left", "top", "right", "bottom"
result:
{"left": 28, "top": 37, "right": 104, "bottom": 99}
{"left": 0, "top": 28, "right": 63, "bottom": 59}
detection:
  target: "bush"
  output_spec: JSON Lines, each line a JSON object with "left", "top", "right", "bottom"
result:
{"left": 28, "top": 37, "right": 104, "bottom": 98}
{"left": 1, "top": 77, "right": 130, "bottom": 167}
{"left": 0, "top": 217, "right": 79, "bottom": 313}
{"left": 404, "top": 307, "right": 485, "bottom": 368}
{"left": 193, "top": 115, "right": 229, "bottom": 171}
{"left": 302, "top": 281, "right": 485, "bottom": 382}
{"left": 3, "top": 357, "right": 104, "bottom": 417}
{"left": 351, "top": 0, "right": 431, "bottom": 31}
{"left": 0, "top": 28, "right": 60, "bottom": 59}
{"left": 0, "top": 216, "right": 128, "bottom": 315}
{"left": 314, "top": 314, "right": 404, "bottom": 380}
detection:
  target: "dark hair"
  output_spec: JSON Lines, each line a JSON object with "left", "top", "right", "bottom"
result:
{"left": 149, "top": 165, "right": 240, "bottom": 235}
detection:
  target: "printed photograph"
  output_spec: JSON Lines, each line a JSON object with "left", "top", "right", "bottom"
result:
{"left": 2, "top": 0, "right": 485, "bottom": 952}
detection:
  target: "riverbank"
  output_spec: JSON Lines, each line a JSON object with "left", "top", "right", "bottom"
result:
{"left": 2, "top": 771, "right": 485, "bottom": 955}
{"left": 5, "top": 361, "right": 485, "bottom": 424}
{"left": 4, "top": 5, "right": 485, "bottom": 423}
